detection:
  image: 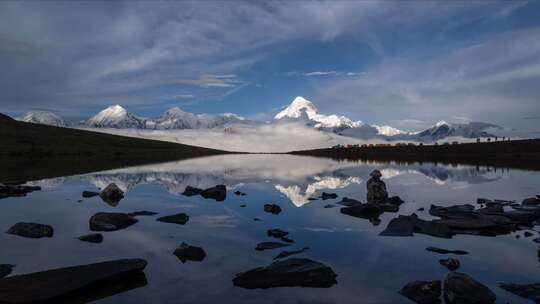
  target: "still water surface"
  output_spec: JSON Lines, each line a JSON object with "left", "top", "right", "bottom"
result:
{"left": 1, "top": 155, "right": 539, "bottom": 303}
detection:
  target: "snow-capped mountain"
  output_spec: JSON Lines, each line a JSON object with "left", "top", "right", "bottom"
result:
{"left": 275, "top": 96, "right": 362, "bottom": 131}
{"left": 409, "top": 120, "right": 500, "bottom": 142}
{"left": 146, "top": 107, "right": 245, "bottom": 130}
{"left": 18, "top": 111, "right": 66, "bottom": 127}
{"left": 84, "top": 105, "right": 245, "bottom": 129}
{"left": 86, "top": 105, "right": 145, "bottom": 128}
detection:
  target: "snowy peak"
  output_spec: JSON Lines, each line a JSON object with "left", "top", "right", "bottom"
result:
{"left": 86, "top": 104, "right": 145, "bottom": 128}
{"left": 275, "top": 96, "right": 361, "bottom": 131}
{"left": 275, "top": 96, "right": 319, "bottom": 120}
{"left": 19, "top": 111, "right": 66, "bottom": 127}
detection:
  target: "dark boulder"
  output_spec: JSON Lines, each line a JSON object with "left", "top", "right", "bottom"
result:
{"left": 200, "top": 185, "right": 226, "bottom": 201}
{"left": 399, "top": 280, "right": 441, "bottom": 304}
{"left": 267, "top": 229, "right": 289, "bottom": 239}
{"left": 380, "top": 214, "right": 454, "bottom": 238}
{"left": 255, "top": 242, "right": 290, "bottom": 251}
{"left": 128, "top": 211, "right": 158, "bottom": 217}
{"left": 156, "top": 213, "right": 189, "bottom": 225}
{"left": 182, "top": 186, "right": 202, "bottom": 196}
{"left": 429, "top": 204, "right": 477, "bottom": 219}
{"left": 0, "top": 264, "right": 14, "bottom": 278}
{"left": 234, "top": 190, "right": 246, "bottom": 196}
{"left": 0, "top": 259, "right": 147, "bottom": 303}
{"left": 524, "top": 231, "right": 534, "bottom": 237}
{"left": 340, "top": 203, "right": 383, "bottom": 220}
{"left": 99, "top": 183, "right": 124, "bottom": 206}
{"left": 273, "top": 247, "right": 309, "bottom": 260}
{"left": 264, "top": 204, "right": 282, "bottom": 215}
{"left": 82, "top": 191, "right": 99, "bottom": 198}
{"left": 439, "top": 258, "right": 460, "bottom": 271}
{"left": 324, "top": 204, "right": 335, "bottom": 208}
{"left": 366, "top": 170, "right": 388, "bottom": 204}
{"left": 7, "top": 222, "right": 53, "bottom": 238}
{"left": 173, "top": 242, "right": 207, "bottom": 263}
{"left": 240, "top": 204, "right": 246, "bottom": 207}
{"left": 426, "top": 247, "right": 468, "bottom": 255}
{"left": 444, "top": 272, "right": 495, "bottom": 304}
{"left": 499, "top": 283, "right": 540, "bottom": 303}
{"left": 0, "top": 184, "right": 41, "bottom": 199}
{"left": 321, "top": 192, "right": 338, "bottom": 200}
{"left": 89, "top": 212, "right": 138, "bottom": 232}
{"left": 233, "top": 258, "right": 337, "bottom": 289}
{"left": 523, "top": 197, "right": 540, "bottom": 205}
{"left": 280, "top": 236, "right": 294, "bottom": 243}
{"left": 77, "top": 233, "right": 103, "bottom": 243}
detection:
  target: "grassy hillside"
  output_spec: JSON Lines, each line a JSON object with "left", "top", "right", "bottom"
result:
{"left": 0, "top": 114, "right": 229, "bottom": 182}
{"left": 290, "top": 139, "right": 540, "bottom": 171}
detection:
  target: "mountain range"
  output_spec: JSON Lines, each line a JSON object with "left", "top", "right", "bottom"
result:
{"left": 16, "top": 96, "right": 501, "bottom": 143}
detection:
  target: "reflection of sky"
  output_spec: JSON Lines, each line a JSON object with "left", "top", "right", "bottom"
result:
{"left": 0, "top": 155, "right": 538, "bottom": 303}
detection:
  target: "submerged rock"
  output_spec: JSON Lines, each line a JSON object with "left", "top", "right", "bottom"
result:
{"left": 128, "top": 211, "right": 158, "bottom": 217}
{"left": 264, "top": 204, "right": 282, "bottom": 215}
{"left": 156, "top": 213, "right": 189, "bottom": 225}
{"left": 399, "top": 280, "right": 441, "bottom": 304}
{"left": 380, "top": 214, "right": 454, "bottom": 238}
{"left": 200, "top": 185, "right": 226, "bottom": 201}
{"left": 89, "top": 212, "right": 138, "bottom": 232}
{"left": 182, "top": 185, "right": 226, "bottom": 201}
{"left": 366, "top": 170, "right": 388, "bottom": 204}
{"left": 255, "top": 242, "right": 290, "bottom": 251}
{"left": 338, "top": 197, "right": 363, "bottom": 207}
{"left": 0, "top": 259, "right": 147, "bottom": 303}
{"left": 233, "top": 258, "right": 337, "bottom": 289}
{"left": 82, "top": 191, "right": 99, "bottom": 198}
{"left": 321, "top": 192, "right": 338, "bottom": 200}
{"left": 0, "top": 265, "right": 14, "bottom": 278}
{"left": 182, "top": 186, "right": 202, "bottom": 196}
{"left": 385, "top": 196, "right": 405, "bottom": 206}
{"left": 273, "top": 247, "right": 309, "bottom": 260}
{"left": 340, "top": 203, "right": 383, "bottom": 220}
{"left": 439, "top": 258, "right": 460, "bottom": 271}
{"left": 267, "top": 229, "right": 289, "bottom": 239}
{"left": 523, "top": 197, "right": 540, "bottom": 205}
{"left": 173, "top": 242, "right": 206, "bottom": 263}
{"left": 280, "top": 236, "right": 294, "bottom": 243}
{"left": 99, "top": 183, "right": 124, "bottom": 206}
{"left": 0, "top": 183, "right": 41, "bottom": 199}
{"left": 499, "top": 282, "right": 540, "bottom": 303}
{"left": 7, "top": 222, "right": 53, "bottom": 238}
{"left": 324, "top": 204, "right": 335, "bottom": 208}
{"left": 234, "top": 190, "right": 246, "bottom": 196}
{"left": 444, "top": 272, "right": 495, "bottom": 304}
{"left": 426, "top": 247, "right": 469, "bottom": 255}
{"left": 77, "top": 233, "right": 103, "bottom": 243}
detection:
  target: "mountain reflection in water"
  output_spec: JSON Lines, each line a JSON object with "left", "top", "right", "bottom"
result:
{"left": 2, "top": 154, "right": 537, "bottom": 304}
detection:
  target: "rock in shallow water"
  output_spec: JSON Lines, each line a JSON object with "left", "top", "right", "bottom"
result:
{"left": 267, "top": 229, "right": 289, "bottom": 239}
{"left": 264, "top": 204, "right": 282, "bottom": 215}
{"left": 173, "top": 242, "right": 207, "bottom": 263}
{"left": 89, "top": 212, "right": 138, "bottom": 232}
{"left": 233, "top": 258, "right": 337, "bottom": 289}
{"left": 255, "top": 242, "right": 290, "bottom": 251}
{"left": 426, "top": 247, "right": 468, "bottom": 255}
{"left": 82, "top": 190, "right": 99, "bottom": 198}
{"left": 273, "top": 247, "right": 309, "bottom": 260}
{"left": 399, "top": 280, "right": 441, "bottom": 304}
{"left": 182, "top": 185, "right": 226, "bottom": 201}
{"left": 444, "top": 272, "right": 495, "bottom": 304}
{"left": 366, "top": 170, "right": 388, "bottom": 204}
{"left": 0, "top": 265, "right": 14, "bottom": 278}
{"left": 77, "top": 233, "right": 103, "bottom": 243}
{"left": 499, "top": 282, "right": 540, "bottom": 303}
{"left": 6, "top": 222, "right": 53, "bottom": 238}
{"left": 0, "top": 259, "right": 147, "bottom": 303}
{"left": 156, "top": 213, "right": 189, "bottom": 225}
{"left": 128, "top": 210, "right": 158, "bottom": 217}
{"left": 0, "top": 184, "right": 41, "bottom": 199}
{"left": 321, "top": 192, "right": 338, "bottom": 200}
{"left": 439, "top": 258, "right": 460, "bottom": 271}
{"left": 99, "top": 183, "right": 124, "bottom": 206}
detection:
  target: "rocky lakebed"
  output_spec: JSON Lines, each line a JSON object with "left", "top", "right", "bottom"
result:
{"left": 0, "top": 154, "right": 539, "bottom": 303}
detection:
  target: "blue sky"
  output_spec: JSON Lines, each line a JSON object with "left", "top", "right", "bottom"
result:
{"left": 1, "top": 1, "right": 539, "bottom": 133}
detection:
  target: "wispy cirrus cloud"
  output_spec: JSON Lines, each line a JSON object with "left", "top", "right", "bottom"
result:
{"left": 286, "top": 71, "right": 364, "bottom": 77}
{"left": 177, "top": 74, "right": 241, "bottom": 88}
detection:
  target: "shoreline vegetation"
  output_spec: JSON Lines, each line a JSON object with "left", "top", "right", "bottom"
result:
{"left": 289, "top": 139, "right": 540, "bottom": 171}
{"left": 0, "top": 113, "right": 230, "bottom": 182}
